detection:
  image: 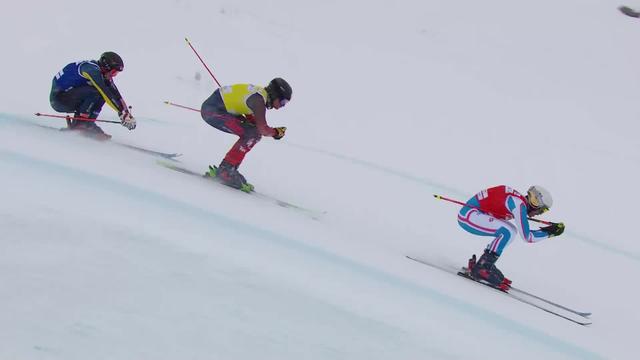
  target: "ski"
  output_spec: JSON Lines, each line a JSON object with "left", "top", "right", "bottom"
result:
{"left": 156, "top": 160, "right": 326, "bottom": 220}
{"left": 113, "top": 142, "right": 182, "bottom": 160}
{"left": 406, "top": 256, "right": 592, "bottom": 326}
{"left": 509, "top": 286, "right": 591, "bottom": 318}
{"left": 32, "top": 124, "right": 182, "bottom": 160}
{"left": 619, "top": 5, "right": 640, "bottom": 18}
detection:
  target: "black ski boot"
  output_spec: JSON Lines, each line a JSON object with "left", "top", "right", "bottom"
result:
{"left": 471, "top": 249, "right": 510, "bottom": 289}
{"left": 208, "top": 160, "right": 254, "bottom": 193}
{"left": 69, "top": 113, "right": 111, "bottom": 141}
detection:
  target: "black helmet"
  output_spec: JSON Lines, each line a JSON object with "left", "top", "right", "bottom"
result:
{"left": 98, "top": 51, "right": 124, "bottom": 72}
{"left": 266, "top": 77, "right": 292, "bottom": 101}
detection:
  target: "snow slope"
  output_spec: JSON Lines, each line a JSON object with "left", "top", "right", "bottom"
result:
{"left": 1, "top": 0, "right": 640, "bottom": 358}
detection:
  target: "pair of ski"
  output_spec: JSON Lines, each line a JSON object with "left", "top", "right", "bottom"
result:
{"left": 406, "top": 256, "right": 592, "bottom": 326}
{"left": 156, "top": 161, "right": 325, "bottom": 220}
{"left": 33, "top": 124, "right": 181, "bottom": 161}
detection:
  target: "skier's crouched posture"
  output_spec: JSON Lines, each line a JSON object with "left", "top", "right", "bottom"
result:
{"left": 200, "top": 78, "right": 291, "bottom": 192}
{"left": 457, "top": 185, "right": 565, "bottom": 290}
{"left": 50, "top": 51, "right": 136, "bottom": 140}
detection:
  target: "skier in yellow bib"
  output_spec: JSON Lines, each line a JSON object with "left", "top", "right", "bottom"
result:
{"left": 200, "top": 78, "right": 291, "bottom": 192}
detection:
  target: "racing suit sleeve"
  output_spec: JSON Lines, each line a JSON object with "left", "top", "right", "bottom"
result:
{"left": 506, "top": 195, "right": 549, "bottom": 243}
{"left": 247, "top": 93, "right": 276, "bottom": 137}
{"left": 79, "top": 62, "right": 125, "bottom": 113}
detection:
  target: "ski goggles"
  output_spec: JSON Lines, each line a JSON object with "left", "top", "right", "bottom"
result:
{"left": 280, "top": 98, "right": 289, "bottom": 107}
{"left": 527, "top": 205, "right": 548, "bottom": 216}
{"left": 106, "top": 69, "right": 121, "bottom": 77}
{"left": 528, "top": 188, "right": 548, "bottom": 211}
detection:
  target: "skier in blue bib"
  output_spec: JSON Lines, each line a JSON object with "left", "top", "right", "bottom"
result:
{"left": 49, "top": 51, "right": 136, "bottom": 140}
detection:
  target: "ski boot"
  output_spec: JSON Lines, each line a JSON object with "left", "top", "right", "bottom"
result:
{"left": 206, "top": 160, "right": 254, "bottom": 193}
{"left": 470, "top": 249, "right": 511, "bottom": 291}
{"left": 68, "top": 115, "right": 111, "bottom": 141}
{"left": 499, "top": 277, "right": 512, "bottom": 291}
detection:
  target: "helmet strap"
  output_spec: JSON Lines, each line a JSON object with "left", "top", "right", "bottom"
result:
{"left": 265, "top": 90, "right": 275, "bottom": 109}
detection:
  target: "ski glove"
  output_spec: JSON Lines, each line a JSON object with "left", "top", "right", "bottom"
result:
{"left": 540, "top": 222, "right": 565, "bottom": 238}
{"left": 119, "top": 110, "right": 136, "bottom": 130}
{"left": 273, "top": 126, "right": 287, "bottom": 140}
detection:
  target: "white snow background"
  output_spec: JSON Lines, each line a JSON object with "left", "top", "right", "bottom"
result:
{"left": 1, "top": 0, "right": 639, "bottom": 359}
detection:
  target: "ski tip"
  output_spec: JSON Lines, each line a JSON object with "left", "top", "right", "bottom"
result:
{"left": 240, "top": 183, "right": 255, "bottom": 193}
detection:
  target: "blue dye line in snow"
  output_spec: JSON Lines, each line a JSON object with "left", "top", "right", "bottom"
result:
{"left": 286, "top": 141, "right": 640, "bottom": 265}
{"left": 564, "top": 231, "right": 640, "bottom": 263}
{"left": 286, "top": 141, "right": 466, "bottom": 198}
{"left": 0, "top": 149, "right": 602, "bottom": 359}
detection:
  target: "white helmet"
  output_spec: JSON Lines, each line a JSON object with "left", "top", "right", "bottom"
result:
{"left": 527, "top": 185, "right": 553, "bottom": 209}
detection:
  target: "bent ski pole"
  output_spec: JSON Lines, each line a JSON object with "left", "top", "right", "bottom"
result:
{"left": 34, "top": 112, "right": 121, "bottom": 124}
{"left": 433, "top": 194, "right": 553, "bottom": 225}
{"left": 185, "top": 37, "right": 222, "bottom": 88}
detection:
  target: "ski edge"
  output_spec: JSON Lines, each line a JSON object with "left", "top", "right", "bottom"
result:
{"left": 509, "top": 286, "right": 592, "bottom": 318}
{"left": 156, "top": 160, "right": 326, "bottom": 220}
{"left": 31, "top": 123, "right": 182, "bottom": 160}
{"left": 115, "top": 143, "right": 182, "bottom": 160}
{"left": 406, "top": 256, "right": 592, "bottom": 326}
{"left": 458, "top": 266, "right": 592, "bottom": 318}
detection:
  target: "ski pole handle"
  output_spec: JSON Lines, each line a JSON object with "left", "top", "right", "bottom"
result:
{"left": 433, "top": 194, "right": 554, "bottom": 225}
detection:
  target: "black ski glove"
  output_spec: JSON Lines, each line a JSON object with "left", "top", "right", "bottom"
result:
{"left": 540, "top": 222, "right": 565, "bottom": 238}
{"left": 273, "top": 127, "right": 286, "bottom": 140}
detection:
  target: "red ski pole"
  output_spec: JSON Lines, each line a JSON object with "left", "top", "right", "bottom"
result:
{"left": 34, "top": 112, "right": 121, "bottom": 124}
{"left": 164, "top": 100, "right": 241, "bottom": 122}
{"left": 433, "top": 194, "right": 553, "bottom": 225}
{"left": 185, "top": 37, "right": 222, "bottom": 88}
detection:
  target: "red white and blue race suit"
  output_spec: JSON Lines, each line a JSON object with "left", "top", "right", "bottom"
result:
{"left": 457, "top": 185, "right": 549, "bottom": 255}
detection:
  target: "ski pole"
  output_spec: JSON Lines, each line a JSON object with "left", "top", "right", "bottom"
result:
{"left": 164, "top": 100, "right": 240, "bottom": 122}
{"left": 164, "top": 101, "right": 201, "bottom": 113}
{"left": 185, "top": 37, "right": 222, "bottom": 88}
{"left": 433, "top": 194, "right": 554, "bottom": 225}
{"left": 34, "top": 112, "right": 121, "bottom": 124}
